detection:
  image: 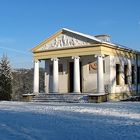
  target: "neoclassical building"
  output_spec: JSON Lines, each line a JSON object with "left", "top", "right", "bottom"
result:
{"left": 31, "top": 28, "right": 140, "bottom": 101}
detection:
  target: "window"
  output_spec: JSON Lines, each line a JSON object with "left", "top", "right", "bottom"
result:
{"left": 137, "top": 66, "right": 140, "bottom": 84}
{"left": 59, "top": 64, "right": 63, "bottom": 75}
{"left": 116, "top": 64, "right": 120, "bottom": 85}
{"left": 50, "top": 64, "right": 63, "bottom": 75}
{"left": 103, "top": 60, "right": 105, "bottom": 73}
{"left": 50, "top": 64, "right": 53, "bottom": 75}
{"left": 124, "top": 65, "right": 128, "bottom": 84}
{"left": 131, "top": 66, "right": 135, "bottom": 84}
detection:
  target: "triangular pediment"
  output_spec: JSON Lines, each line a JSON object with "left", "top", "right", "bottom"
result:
{"left": 32, "top": 28, "right": 101, "bottom": 52}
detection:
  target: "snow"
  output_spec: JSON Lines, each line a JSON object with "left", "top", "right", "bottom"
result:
{"left": 0, "top": 101, "right": 140, "bottom": 140}
{"left": 62, "top": 28, "right": 102, "bottom": 43}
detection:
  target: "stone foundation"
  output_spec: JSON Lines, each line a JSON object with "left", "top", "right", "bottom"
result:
{"left": 22, "top": 94, "right": 36, "bottom": 102}
{"left": 88, "top": 94, "right": 108, "bottom": 103}
{"left": 22, "top": 91, "right": 140, "bottom": 103}
{"left": 108, "top": 91, "right": 139, "bottom": 101}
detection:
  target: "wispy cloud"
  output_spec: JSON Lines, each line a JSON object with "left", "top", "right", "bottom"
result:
{"left": 0, "top": 46, "right": 30, "bottom": 55}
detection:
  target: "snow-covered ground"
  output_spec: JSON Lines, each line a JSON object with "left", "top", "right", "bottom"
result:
{"left": 0, "top": 101, "right": 140, "bottom": 140}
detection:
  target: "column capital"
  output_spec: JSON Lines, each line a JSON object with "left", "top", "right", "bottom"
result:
{"left": 34, "top": 59, "right": 39, "bottom": 63}
{"left": 72, "top": 56, "right": 80, "bottom": 60}
{"left": 51, "top": 58, "right": 59, "bottom": 61}
{"left": 95, "top": 54, "right": 105, "bottom": 58}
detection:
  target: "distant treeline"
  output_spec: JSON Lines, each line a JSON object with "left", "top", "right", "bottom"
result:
{"left": 12, "top": 68, "right": 45, "bottom": 101}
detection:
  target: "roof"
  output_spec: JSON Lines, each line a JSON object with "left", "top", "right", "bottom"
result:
{"left": 32, "top": 28, "right": 140, "bottom": 54}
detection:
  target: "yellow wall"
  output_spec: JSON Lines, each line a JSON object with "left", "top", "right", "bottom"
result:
{"left": 32, "top": 43, "right": 137, "bottom": 61}
{"left": 101, "top": 45, "right": 136, "bottom": 59}
{"left": 33, "top": 45, "right": 101, "bottom": 60}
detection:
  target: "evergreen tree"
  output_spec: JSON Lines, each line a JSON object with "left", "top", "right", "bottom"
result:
{"left": 0, "top": 55, "right": 12, "bottom": 100}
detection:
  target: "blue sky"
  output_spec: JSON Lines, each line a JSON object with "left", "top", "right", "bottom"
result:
{"left": 0, "top": 0, "right": 140, "bottom": 68}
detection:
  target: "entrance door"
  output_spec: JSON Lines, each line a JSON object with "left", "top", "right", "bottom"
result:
{"left": 69, "top": 62, "right": 74, "bottom": 92}
{"left": 69, "top": 62, "right": 82, "bottom": 92}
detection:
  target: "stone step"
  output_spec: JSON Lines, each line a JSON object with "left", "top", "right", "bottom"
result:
{"left": 32, "top": 99, "right": 79, "bottom": 103}
{"left": 33, "top": 97, "right": 83, "bottom": 100}
{"left": 32, "top": 94, "right": 88, "bottom": 103}
{"left": 32, "top": 98, "right": 79, "bottom": 103}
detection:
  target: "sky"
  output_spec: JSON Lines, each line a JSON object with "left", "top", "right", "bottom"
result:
{"left": 0, "top": 0, "right": 140, "bottom": 68}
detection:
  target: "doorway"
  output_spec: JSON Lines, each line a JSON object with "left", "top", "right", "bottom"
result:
{"left": 69, "top": 62, "right": 82, "bottom": 92}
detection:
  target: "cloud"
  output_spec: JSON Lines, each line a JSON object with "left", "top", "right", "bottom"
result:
{"left": 138, "top": 21, "right": 140, "bottom": 25}
{"left": 0, "top": 46, "right": 30, "bottom": 55}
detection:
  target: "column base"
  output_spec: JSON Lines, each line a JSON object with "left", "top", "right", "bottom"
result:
{"left": 96, "top": 92, "right": 106, "bottom": 95}
{"left": 51, "top": 92, "right": 59, "bottom": 94}
{"left": 33, "top": 92, "right": 39, "bottom": 95}
{"left": 88, "top": 93, "right": 108, "bottom": 103}
{"left": 72, "top": 92, "right": 81, "bottom": 94}
{"left": 22, "top": 93, "right": 36, "bottom": 102}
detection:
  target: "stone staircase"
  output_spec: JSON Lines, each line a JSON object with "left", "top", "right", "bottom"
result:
{"left": 32, "top": 93, "right": 88, "bottom": 103}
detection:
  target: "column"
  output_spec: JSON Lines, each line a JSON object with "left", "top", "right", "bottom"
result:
{"left": 33, "top": 60, "right": 39, "bottom": 94}
{"left": 51, "top": 58, "right": 59, "bottom": 93}
{"left": 95, "top": 55, "right": 105, "bottom": 94}
{"left": 72, "top": 56, "right": 80, "bottom": 93}
{"left": 44, "top": 60, "right": 48, "bottom": 93}
{"left": 128, "top": 59, "right": 132, "bottom": 84}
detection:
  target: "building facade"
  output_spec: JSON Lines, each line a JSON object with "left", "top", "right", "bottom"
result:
{"left": 32, "top": 28, "right": 140, "bottom": 101}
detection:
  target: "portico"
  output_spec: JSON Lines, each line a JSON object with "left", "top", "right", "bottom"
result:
{"left": 33, "top": 54, "right": 105, "bottom": 95}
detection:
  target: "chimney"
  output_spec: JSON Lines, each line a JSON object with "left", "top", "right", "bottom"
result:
{"left": 95, "top": 35, "right": 111, "bottom": 42}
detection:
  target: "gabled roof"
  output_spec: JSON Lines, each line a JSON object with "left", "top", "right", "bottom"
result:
{"left": 32, "top": 28, "right": 103, "bottom": 52}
